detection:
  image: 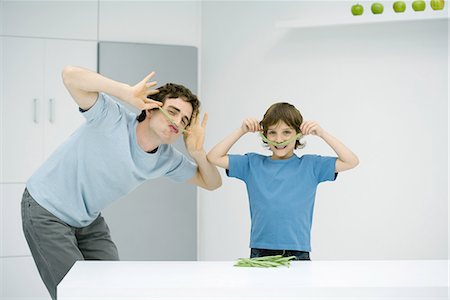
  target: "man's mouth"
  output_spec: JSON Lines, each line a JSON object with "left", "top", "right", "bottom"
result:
{"left": 169, "top": 125, "right": 179, "bottom": 134}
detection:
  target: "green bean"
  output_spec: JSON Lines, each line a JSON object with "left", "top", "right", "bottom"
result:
{"left": 234, "top": 255, "right": 297, "bottom": 268}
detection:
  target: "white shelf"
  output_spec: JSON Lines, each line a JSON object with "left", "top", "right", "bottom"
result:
{"left": 276, "top": 9, "right": 449, "bottom": 29}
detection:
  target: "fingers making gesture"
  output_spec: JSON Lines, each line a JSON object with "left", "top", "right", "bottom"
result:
{"left": 184, "top": 113, "right": 209, "bottom": 157}
{"left": 127, "top": 72, "right": 162, "bottom": 111}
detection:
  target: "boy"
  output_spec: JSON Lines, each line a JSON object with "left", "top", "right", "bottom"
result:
{"left": 207, "top": 102, "right": 358, "bottom": 260}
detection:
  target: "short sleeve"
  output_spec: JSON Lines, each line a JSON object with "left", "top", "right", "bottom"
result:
{"left": 312, "top": 155, "right": 338, "bottom": 183}
{"left": 227, "top": 154, "right": 251, "bottom": 181}
{"left": 80, "top": 92, "right": 125, "bottom": 129}
{"left": 164, "top": 147, "right": 197, "bottom": 182}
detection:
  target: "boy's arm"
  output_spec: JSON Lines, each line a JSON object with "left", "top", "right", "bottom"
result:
{"left": 301, "top": 121, "right": 359, "bottom": 173}
{"left": 61, "top": 65, "right": 161, "bottom": 111}
{"left": 207, "top": 118, "right": 260, "bottom": 169}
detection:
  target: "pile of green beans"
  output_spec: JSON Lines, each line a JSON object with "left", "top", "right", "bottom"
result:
{"left": 234, "top": 255, "right": 297, "bottom": 268}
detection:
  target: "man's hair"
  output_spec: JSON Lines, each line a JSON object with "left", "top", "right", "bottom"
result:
{"left": 136, "top": 83, "right": 200, "bottom": 125}
{"left": 260, "top": 102, "right": 305, "bottom": 149}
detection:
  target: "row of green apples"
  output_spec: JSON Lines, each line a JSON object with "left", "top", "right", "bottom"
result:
{"left": 351, "top": 0, "right": 445, "bottom": 15}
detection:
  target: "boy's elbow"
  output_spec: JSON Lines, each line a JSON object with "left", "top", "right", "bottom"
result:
{"left": 351, "top": 156, "right": 360, "bottom": 169}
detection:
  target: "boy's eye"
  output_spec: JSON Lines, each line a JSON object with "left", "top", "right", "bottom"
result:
{"left": 283, "top": 131, "right": 293, "bottom": 135}
{"left": 267, "top": 131, "right": 276, "bottom": 135}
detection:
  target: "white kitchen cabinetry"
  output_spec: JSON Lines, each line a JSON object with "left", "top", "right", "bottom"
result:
{"left": 1, "top": 37, "right": 97, "bottom": 183}
{"left": 1, "top": 256, "right": 50, "bottom": 300}
{"left": 2, "top": 1, "right": 97, "bottom": 40}
{"left": 0, "top": 185, "right": 50, "bottom": 300}
{"left": 0, "top": 184, "right": 29, "bottom": 257}
{"left": 0, "top": 37, "right": 96, "bottom": 300}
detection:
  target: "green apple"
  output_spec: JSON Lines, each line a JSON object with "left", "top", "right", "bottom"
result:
{"left": 393, "top": 1, "right": 407, "bottom": 12}
{"left": 351, "top": 3, "right": 364, "bottom": 15}
{"left": 412, "top": 0, "right": 426, "bottom": 11}
{"left": 430, "top": 0, "right": 445, "bottom": 10}
{"left": 371, "top": 2, "right": 384, "bottom": 14}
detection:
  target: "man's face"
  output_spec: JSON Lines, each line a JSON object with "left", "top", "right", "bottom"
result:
{"left": 152, "top": 97, "right": 193, "bottom": 143}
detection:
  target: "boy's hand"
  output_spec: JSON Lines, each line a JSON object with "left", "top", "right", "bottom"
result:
{"left": 125, "top": 72, "right": 162, "bottom": 111}
{"left": 300, "top": 120, "right": 324, "bottom": 137}
{"left": 241, "top": 118, "right": 261, "bottom": 133}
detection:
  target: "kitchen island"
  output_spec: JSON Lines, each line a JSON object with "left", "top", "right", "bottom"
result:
{"left": 58, "top": 260, "right": 448, "bottom": 299}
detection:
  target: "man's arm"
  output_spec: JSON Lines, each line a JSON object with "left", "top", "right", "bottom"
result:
{"left": 207, "top": 118, "right": 260, "bottom": 169}
{"left": 61, "top": 65, "right": 161, "bottom": 111}
{"left": 300, "top": 120, "right": 359, "bottom": 172}
{"left": 185, "top": 113, "right": 222, "bottom": 190}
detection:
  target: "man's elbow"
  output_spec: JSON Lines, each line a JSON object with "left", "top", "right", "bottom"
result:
{"left": 61, "top": 65, "right": 77, "bottom": 86}
{"left": 204, "top": 177, "right": 222, "bottom": 191}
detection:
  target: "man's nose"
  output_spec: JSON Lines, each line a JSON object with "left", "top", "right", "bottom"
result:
{"left": 173, "top": 116, "right": 183, "bottom": 128}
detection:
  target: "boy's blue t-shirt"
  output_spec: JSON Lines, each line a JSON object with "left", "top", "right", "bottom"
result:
{"left": 227, "top": 153, "right": 337, "bottom": 252}
{"left": 26, "top": 93, "right": 197, "bottom": 228}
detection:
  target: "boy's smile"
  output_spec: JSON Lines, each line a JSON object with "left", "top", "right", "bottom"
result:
{"left": 266, "top": 121, "right": 298, "bottom": 160}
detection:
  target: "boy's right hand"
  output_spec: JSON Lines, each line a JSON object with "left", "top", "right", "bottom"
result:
{"left": 241, "top": 118, "right": 261, "bottom": 133}
{"left": 125, "top": 72, "right": 162, "bottom": 111}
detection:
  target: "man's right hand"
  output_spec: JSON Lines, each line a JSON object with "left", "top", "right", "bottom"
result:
{"left": 125, "top": 72, "right": 162, "bottom": 111}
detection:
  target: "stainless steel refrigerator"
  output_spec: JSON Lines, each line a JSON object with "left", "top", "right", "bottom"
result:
{"left": 98, "top": 41, "right": 198, "bottom": 261}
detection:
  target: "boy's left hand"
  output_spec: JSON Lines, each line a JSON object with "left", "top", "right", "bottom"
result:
{"left": 300, "top": 120, "right": 324, "bottom": 137}
{"left": 184, "top": 113, "right": 208, "bottom": 158}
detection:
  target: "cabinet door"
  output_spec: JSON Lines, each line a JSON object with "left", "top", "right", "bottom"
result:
{"left": 43, "top": 40, "right": 97, "bottom": 157}
{"left": 0, "top": 183, "right": 30, "bottom": 257}
{"left": 2, "top": 37, "right": 45, "bottom": 183}
{"left": 0, "top": 37, "right": 3, "bottom": 183}
{"left": 1, "top": 256, "right": 51, "bottom": 299}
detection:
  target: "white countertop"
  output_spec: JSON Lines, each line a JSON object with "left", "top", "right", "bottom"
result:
{"left": 58, "top": 260, "right": 449, "bottom": 299}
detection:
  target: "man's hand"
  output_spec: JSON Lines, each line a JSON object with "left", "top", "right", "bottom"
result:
{"left": 184, "top": 113, "right": 208, "bottom": 158}
{"left": 125, "top": 72, "right": 162, "bottom": 111}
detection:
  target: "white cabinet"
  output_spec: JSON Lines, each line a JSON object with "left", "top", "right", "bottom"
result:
{"left": 1, "top": 256, "right": 51, "bottom": 300}
{"left": 2, "top": 1, "right": 97, "bottom": 40}
{"left": 1, "top": 37, "right": 97, "bottom": 183}
{"left": 0, "top": 184, "right": 29, "bottom": 257}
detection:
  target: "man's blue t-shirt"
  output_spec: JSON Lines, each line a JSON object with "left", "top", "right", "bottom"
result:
{"left": 227, "top": 153, "right": 337, "bottom": 252}
{"left": 26, "top": 93, "right": 197, "bottom": 227}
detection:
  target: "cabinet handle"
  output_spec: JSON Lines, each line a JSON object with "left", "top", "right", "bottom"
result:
{"left": 49, "top": 98, "right": 55, "bottom": 123}
{"left": 33, "top": 98, "right": 39, "bottom": 123}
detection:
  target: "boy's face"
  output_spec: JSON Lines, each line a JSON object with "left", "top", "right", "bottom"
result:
{"left": 151, "top": 97, "right": 193, "bottom": 143}
{"left": 266, "top": 121, "right": 297, "bottom": 160}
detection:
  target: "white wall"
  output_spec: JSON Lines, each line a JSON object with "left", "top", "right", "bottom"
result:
{"left": 198, "top": 1, "right": 448, "bottom": 261}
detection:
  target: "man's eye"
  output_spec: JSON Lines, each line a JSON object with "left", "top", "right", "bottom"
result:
{"left": 168, "top": 110, "right": 176, "bottom": 116}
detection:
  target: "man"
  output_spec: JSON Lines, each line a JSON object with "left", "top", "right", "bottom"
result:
{"left": 21, "top": 66, "right": 221, "bottom": 300}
